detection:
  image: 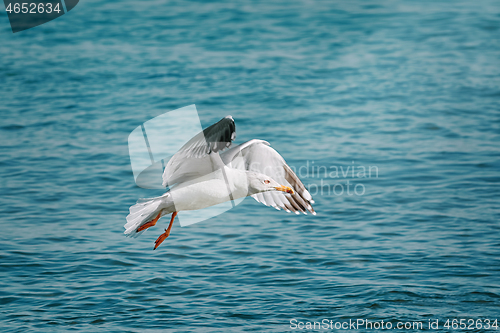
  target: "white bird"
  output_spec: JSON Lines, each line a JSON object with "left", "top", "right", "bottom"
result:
{"left": 124, "top": 115, "right": 315, "bottom": 249}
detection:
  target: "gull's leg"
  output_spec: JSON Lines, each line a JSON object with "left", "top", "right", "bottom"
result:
{"left": 137, "top": 211, "right": 162, "bottom": 232}
{"left": 154, "top": 211, "right": 177, "bottom": 250}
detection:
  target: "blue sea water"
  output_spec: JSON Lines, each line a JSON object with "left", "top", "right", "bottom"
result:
{"left": 1, "top": 0, "right": 500, "bottom": 331}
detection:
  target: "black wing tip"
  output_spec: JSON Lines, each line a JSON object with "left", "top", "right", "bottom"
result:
{"left": 198, "top": 115, "right": 237, "bottom": 154}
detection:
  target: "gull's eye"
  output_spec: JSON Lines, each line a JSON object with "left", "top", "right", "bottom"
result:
{"left": 264, "top": 180, "right": 270, "bottom": 184}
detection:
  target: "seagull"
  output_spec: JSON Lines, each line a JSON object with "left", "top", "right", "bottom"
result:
{"left": 124, "top": 115, "right": 315, "bottom": 249}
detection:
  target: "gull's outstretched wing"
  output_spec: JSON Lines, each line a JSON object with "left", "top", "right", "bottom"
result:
{"left": 162, "top": 116, "right": 236, "bottom": 187}
{"left": 221, "top": 139, "right": 315, "bottom": 215}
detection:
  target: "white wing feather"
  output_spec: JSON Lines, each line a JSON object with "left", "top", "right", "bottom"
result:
{"left": 162, "top": 116, "right": 236, "bottom": 187}
{"left": 221, "top": 140, "right": 315, "bottom": 215}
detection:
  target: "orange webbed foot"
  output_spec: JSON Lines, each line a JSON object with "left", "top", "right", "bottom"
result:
{"left": 137, "top": 211, "right": 162, "bottom": 232}
{"left": 154, "top": 229, "right": 170, "bottom": 250}
{"left": 153, "top": 211, "right": 177, "bottom": 250}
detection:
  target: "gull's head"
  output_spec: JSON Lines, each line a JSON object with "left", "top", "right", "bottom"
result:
{"left": 247, "top": 172, "right": 294, "bottom": 195}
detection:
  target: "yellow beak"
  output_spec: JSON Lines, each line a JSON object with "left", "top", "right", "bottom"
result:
{"left": 275, "top": 185, "right": 294, "bottom": 194}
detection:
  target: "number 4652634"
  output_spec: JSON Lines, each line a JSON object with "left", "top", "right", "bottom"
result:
{"left": 5, "top": 2, "right": 61, "bottom": 14}
{"left": 444, "top": 319, "right": 498, "bottom": 330}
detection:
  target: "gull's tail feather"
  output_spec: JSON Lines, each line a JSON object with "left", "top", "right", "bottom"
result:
{"left": 124, "top": 195, "right": 168, "bottom": 237}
